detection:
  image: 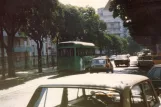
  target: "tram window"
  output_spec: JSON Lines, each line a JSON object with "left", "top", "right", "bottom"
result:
{"left": 76, "top": 48, "right": 95, "bottom": 56}
{"left": 58, "top": 48, "right": 74, "bottom": 57}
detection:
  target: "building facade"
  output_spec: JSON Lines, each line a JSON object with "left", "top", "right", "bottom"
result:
{"left": 97, "top": 6, "right": 129, "bottom": 37}
{"left": 0, "top": 31, "right": 56, "bottom": 70}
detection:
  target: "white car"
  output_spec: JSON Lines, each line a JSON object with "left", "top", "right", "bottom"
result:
{"left": 27, "top": 74, "right": 161, "bottom": 107}
{"left": 109, "top": 55, "right": 116, "bottom": 61}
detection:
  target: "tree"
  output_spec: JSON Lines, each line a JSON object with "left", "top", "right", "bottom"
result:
{"left": 57, "top": 5, "right": 84, "bottom": 42}
{"left": 109, "top": 34, "right": 123, "bottom": 55}
{"left": 108, "top": 0, "right": 161, "bottom": 47}
{"left": 22, "top": 0, "right": 58, "bottom": 73}
{"left": 104, "top": 34, "right": 113, "bottom": 55}
{"left": 2, "top": 0, "right": 31, "bottom": 77}
{"left": 127, "top": 36, "right": 142, "bottom": 55}
{"left": 0, "top": 0, "right": 6, "bottom": 79}
{"left": 120, "top": 37, "right": 128, "bottom": 54}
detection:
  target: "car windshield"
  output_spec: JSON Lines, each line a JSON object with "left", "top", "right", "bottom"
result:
{"left": 92, "top": 59, "right": 106, "bottom": 64}
{"left": 116, "top": 55, "right": 128, "bottom": 59}
{"left": 28, "top": 87, "right": 121, "bottom": 107}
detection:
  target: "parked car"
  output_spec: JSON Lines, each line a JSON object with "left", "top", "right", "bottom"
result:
{"left": 109, "top": 55, "right": 116, "bottom": 61}
{"left": 27, "top": 74, "right": 161, "bottom": 107}
{"left": 147, "top": 64, "right": 161, "bottom": 95}
{"left": 127, "top": 54, "right": 130, "bottom": 57}
{"left": 137, "top": 55, "right": 154, "bottom": 67}
{"left": 114, "top": 55, "right": 130, "bottom": 67}
{"left": 90, "top": 56, "right": 113, "bottom": 73}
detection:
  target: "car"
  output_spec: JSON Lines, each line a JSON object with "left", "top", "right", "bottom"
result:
{"left": 109, "top": 55, "right": 116, "bottom": 61}
{"left": 147, "top": 64, "right": 161, "bottom": 95}
{"left": 90, "top": 56, "right": 113, "bottom": 73}
{"left": 137, "top": 55, "right": 154, "bottom": 67}
{"left": 114, "top": 55, "right": 130, "bottom": 67}
{"left": 27, "top": 74, "right": 161, "bottom": 107}
{"left": 127, "top": 54, "right": 130, "bottom": 57}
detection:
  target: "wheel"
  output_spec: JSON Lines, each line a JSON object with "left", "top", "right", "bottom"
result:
{"left": 111, "top": 69, "right": 114, "bottom": 73}
{"left": 128, "top": 63, "right": 130, "bottom": 67}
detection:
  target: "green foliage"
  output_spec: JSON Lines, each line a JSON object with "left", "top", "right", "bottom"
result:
{"left": 126, "top": 36, "right": 142, "bottom": 54}
{"left": 121, "top": 37, "right": 128, "bottom": 53}
{"left": 108, "top": 34, "right": 123, "bottom": 54}
{"left": 21, "top": 0, "right": 58, "bottom": 73}
{"left": 55, "top": 5, "right": 107, "bottom": 50}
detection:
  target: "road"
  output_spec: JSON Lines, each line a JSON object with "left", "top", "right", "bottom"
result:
{"left": 0, "top": 56, "right": 148, "bottom": 107}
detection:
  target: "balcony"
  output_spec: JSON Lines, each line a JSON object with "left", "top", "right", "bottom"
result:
{"left": 14, "top": 46, "right": 32, "bottom": 52}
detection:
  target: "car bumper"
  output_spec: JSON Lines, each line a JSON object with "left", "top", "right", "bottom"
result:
{"left": 90, "top": 67, "right": 111, "bottom": 72}
{"left": 114, "top": 60, "right": 129, "bottom": 64}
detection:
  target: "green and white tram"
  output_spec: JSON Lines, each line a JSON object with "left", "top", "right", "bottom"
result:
{"left": 57, "top": 41, "right": 95, "bottom": 73}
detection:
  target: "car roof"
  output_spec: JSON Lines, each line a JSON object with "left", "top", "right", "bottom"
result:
{"left": 93, "top": 56, "right": 108, "bottom": 59}
{"left": 40, "top": 74, "right": 148, "bottom": 91}
{"left": 60, "top": 41, "right": 95, "bottom": 47}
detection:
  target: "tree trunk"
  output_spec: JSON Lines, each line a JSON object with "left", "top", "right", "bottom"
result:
{"left": 7, "top": 48, "right": 15, "bottom": 77}
{"left": 36, "top": 41, "right": 43, "bottom": 73}
{"left": 46, "top": 49, "right": 49, "bottom": 67}
{"left": 100, "top": 48, "right": 102, "bottom": 55}
{"left": 7, "top": 34, "right": 15, "bottom": 77}
{"left": 0, "top": 21, "right": 5, "bottom": 79}
{"left": 24, "top": 51, "right": 28, "bottom": 69}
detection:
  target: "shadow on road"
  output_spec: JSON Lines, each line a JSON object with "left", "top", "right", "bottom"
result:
{"left": 0, "top": 72, "right": 55, "bottom": 90}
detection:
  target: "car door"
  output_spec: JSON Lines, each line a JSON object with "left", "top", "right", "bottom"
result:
{"left": 148, "top": 67, "right": 161, "bottom": 89}
{"left": 141, "top": 81, "right": 160, "bottom": 107}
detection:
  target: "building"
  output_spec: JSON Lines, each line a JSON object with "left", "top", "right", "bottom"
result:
{"left": 97, "top": 2, "right": 129, "bottom": 37}
{"left": 0, "top": 31, "right": 56, "bottom": 70}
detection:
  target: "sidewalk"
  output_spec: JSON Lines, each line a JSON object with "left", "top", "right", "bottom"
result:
{"left": 0, "top": 67, "right": 57, "bottom": 90}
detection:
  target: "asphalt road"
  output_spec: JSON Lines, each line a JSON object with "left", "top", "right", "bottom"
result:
{"left": 0, "top": 56, "right": 151, "bottom": 107}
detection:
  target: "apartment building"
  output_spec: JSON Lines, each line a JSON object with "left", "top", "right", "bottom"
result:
{"left": 97, "top": 2, "right": 129, "bottom": 37}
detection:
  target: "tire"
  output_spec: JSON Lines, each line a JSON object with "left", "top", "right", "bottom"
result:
{"left": 111, "top": 69, "right": 114, "bottom": 73}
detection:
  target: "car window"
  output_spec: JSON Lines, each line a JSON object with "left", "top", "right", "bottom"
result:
{"left": 142, "top": 81, "right": 158, "bottom": 107}
{"left": 29, "top": 87, "right": 122, "bottom": 107}
{"left": 116, "top": 55, "right": 128, "bottom": 59}
{"left": 92, "top": 59, "right": 106, "bottom": 64}
{"left": 131, "top": 85, "right": 146, "bottom": 107}
{"left": 152, "top": 67, "right": 161, "bottom": 79}
{"left": 35, "top": 88, "right": 63, "bottom": 107}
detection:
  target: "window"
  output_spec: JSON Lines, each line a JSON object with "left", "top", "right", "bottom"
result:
{"left": 142, "top": 81, "right": 158, "bottom": 107}
{"left": 92, "top": 59, "right": 106, "bottom": 64}
{"left": 29, "top": 87, "right": 121, "bottom": 107}
{"left": 58, "top": 48, "right": 74, "bottom": 57}
{"left": 76, "top": 48, "right": 94, "bottom": 56}
{"left": 131, "top": 85, "right": 146, "bottom": 107}
{"left": 35, "top": 88, "right": 63, "bottom": 107}
{"left": 151, "top": 67, "right": 161, "bottom": 79}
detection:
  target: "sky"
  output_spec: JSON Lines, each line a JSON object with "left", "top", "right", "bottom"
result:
{"left": 59, "top": 0, "right": 109, "bottom": 11}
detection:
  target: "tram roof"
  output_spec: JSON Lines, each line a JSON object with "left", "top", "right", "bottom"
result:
{"left": 59, "top": 41, "right": 95, "bottom": 47}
